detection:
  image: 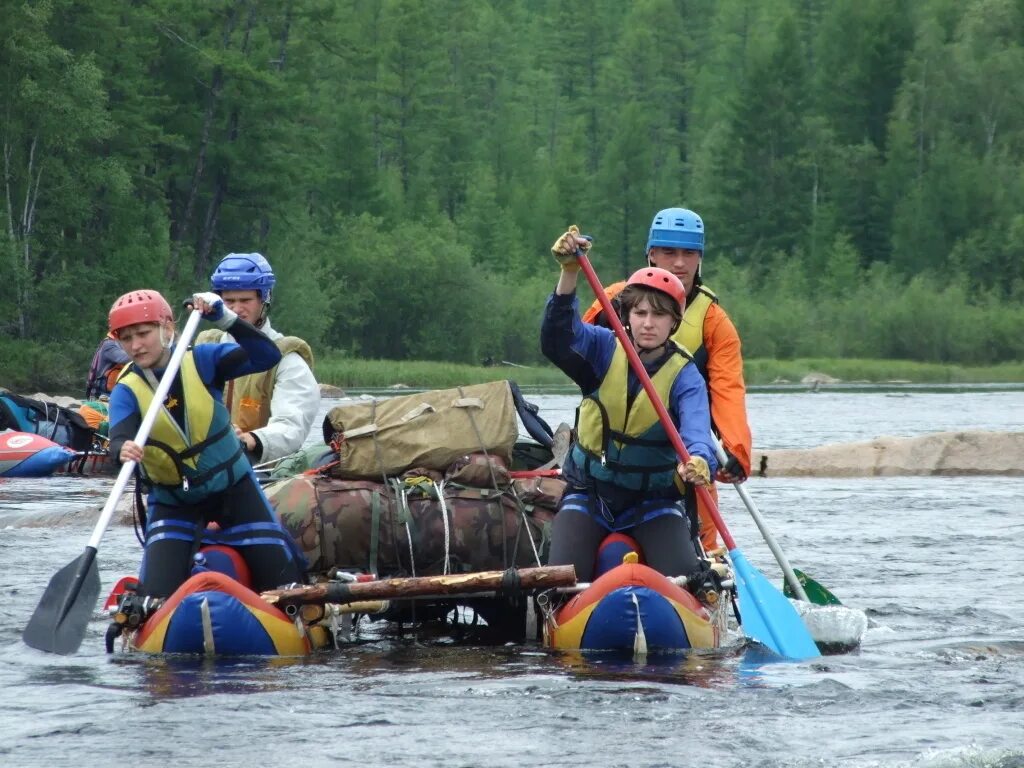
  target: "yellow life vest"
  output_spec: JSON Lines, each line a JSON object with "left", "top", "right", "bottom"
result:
{"left": 573, "top": 343, "right": 691, "bottom": 491}
{"left": 117, "top": 352, "right": 242, "bottom": 489}
{"left": 673, "top": 285, "right": 716, "bottom": 374}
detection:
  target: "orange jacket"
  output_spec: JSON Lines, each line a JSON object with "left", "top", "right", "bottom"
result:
{"left": 583, "top": 281, "right": 753, "bottom": 551}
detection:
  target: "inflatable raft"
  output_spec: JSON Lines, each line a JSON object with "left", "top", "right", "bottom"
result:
{"left": 106, "top": 545, "right": 318, "bottom": 656}
{"left": 104, "top": 544, "right": 578, "bottom": 657}
{"left": 544, "top": 534, "right": 730, "bottom": 654}
{"left": 0, "top": 432, "right": 76, "bottom": 477}
{"left": 0, "top": 392, "right": 113, "bottom": 478}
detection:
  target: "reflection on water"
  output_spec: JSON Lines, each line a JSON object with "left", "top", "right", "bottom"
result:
{"left": 111, "top": 655, "right": 313, "bottom": 700}
{"left": 553, "top": 644, "right": 765, "bottom": 689}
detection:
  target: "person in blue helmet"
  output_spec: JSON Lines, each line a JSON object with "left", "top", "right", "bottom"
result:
{"left": 582, "top": 208, "right": 753, "bottom": 553}
{"left": 541, "top": 225, "right": 718, "bottom": 587}
{"left": 107, "top": 289, "right": 306, "bottom": 598}
{"left": 195, "top": 253, "right": 320, "bottom": 465}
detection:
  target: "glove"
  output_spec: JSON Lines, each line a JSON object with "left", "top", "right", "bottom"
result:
{"left": 716, "top": 450, "right": 748, "bottom": 483}
{"left": 678, "top": 455, "right": 711, "bottom": 486}
{"left": 550, "top": 225, "right": 590, "bottom": 272}
{"left": 190, "top": 291, "right": 237, "bottom": 330}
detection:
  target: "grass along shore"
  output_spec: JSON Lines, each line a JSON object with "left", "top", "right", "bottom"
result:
{"left": 316, "top": 354, "right": 1024, "bottom": 391}
{"left": 2, "top": 345, "right": 1021, "bottom": 397}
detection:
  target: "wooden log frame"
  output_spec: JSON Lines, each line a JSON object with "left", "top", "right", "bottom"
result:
{"left": 261, "top": 565, "right": 576, "bottom": 608}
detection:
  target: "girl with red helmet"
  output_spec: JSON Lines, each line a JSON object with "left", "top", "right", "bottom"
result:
{"left": 106, "top": 289, "right": 305, "bottom": 598}
{"left": 541, "top": 226, "right": 718, "bottom": 587}
{"left": 581, "top": 208, "right": 753, "bottom": 552}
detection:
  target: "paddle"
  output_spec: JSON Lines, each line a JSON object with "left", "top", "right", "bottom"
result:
{"left": 785, "top": 568, "right": 842, "bottom": 606}
{"left": 710, "top": 435, "right": 810, "bottom": 602}
{"left": 574, "top": 249, "right": 820, "bottom": 659}
{"left": 23, "top": 309, "right": 204, "bottom": 655}
{"left": 709, "top": 437, "right": 841, "bottom": 606}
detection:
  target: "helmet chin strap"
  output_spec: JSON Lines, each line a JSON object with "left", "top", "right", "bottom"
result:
{"left": 158, "top": 324, "right": 175, "bottom": 351}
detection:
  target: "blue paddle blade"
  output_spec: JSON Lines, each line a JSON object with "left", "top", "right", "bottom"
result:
{"left": 730, "top": 548, "right": 820, "bottom": 660}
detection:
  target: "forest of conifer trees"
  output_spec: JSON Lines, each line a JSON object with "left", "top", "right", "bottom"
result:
{"left": 2, "top": 0, "right": 1023, "bottom": 389}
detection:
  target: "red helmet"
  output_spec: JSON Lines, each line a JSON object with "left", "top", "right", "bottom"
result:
{"left": 625, "top": 267, "right": 686, "bottom": 312}
{"left": 108, "top": 290, "right": 174, "bottom": 336}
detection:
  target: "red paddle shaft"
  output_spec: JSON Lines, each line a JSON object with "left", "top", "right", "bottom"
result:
{"left": 574, "top": 252, "right": 737, "bottom": 550}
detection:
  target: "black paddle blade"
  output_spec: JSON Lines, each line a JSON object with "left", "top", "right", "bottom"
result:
{"left": 23, "top": 549, "right": 101, "bottom": 655}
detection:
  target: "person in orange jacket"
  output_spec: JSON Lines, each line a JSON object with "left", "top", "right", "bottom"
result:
{"left": 582, "top": 207, "right": 752, "bottom": 552}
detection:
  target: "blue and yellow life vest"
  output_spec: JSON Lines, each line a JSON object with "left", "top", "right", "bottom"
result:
{"left": 571, "top": 343, "right": 692, "bottom": 492}
{"left": 117, "top": 352, "right": 246, "bottom": 496}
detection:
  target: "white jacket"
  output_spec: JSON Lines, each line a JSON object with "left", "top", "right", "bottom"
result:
{"left": 208, "top": 318, "right": 321, "bottom": 463}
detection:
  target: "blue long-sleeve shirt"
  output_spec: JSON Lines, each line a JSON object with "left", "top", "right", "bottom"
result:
{"left": 107, "top": 317, "right": 282, "bottom": 457}
{"left": 541, "top": 291, "right": 717, "bottom": 477}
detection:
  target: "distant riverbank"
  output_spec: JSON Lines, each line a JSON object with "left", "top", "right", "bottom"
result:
{"left": 314, "top": 355, "right": 1024, "bottom": 392}
{"left": 2, "top": 338, "right": 1023, "bottom": 395}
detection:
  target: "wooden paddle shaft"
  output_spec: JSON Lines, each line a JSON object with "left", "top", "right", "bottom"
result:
{"left": 576, "top": 254, "right": 737, "bottom": 550}
{"left": 261, "top": 565, "right": 577, "bottom": 607}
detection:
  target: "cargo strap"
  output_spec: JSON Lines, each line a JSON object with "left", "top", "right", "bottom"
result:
{"left": 435, "top": 480, "right": 452, "bottom": 575}
{"left": 499, "top": 567, "right": 522, "bottom": 597}
{"left": 388, "top": 478, "right": 418, "bottom": 577}
{"left": 514, "top": 494, "right": 543, "bottom": 567}
{"left": 457, "top": 385, "right": 503, "bottom": 492}
{"left": 368, "top": 489, "right": 382, "bottom": 577}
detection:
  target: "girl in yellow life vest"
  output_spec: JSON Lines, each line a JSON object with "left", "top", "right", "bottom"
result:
{"left": 106, "top": 289, "right": 305, "bottom": 599}
{"left": 541, "top": 226, "right": 718, "bottom": 587}
{"left": 581, "top": 208, "right": 753, "bottom": 552}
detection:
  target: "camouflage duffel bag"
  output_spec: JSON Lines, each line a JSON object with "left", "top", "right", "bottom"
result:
{"left": 403, "top": 485, "right": 554, "bottom": 575}
{"left": 266, "top": 474, "right": 554, "bottom": 577}
{"left": 267, "top": 475, "right": 402, "bottom": 575}
{"left": 510, "top": 475, "right": 567, "bottom": 511}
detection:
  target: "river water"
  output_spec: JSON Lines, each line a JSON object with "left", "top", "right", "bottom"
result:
{"left": 1, "top": 387, "right": 1022, "bottom": 767}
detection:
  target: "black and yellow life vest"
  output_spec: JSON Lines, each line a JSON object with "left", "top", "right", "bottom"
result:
{"left": 571, "top": 343, "right": 693, "bottom": 492}
{"left": 117, "top": 352, "right": 246, "bottom": 494}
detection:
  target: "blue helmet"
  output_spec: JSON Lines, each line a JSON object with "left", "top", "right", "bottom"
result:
{"left": 645, "top": 208, "right": 705, "bottom": 253}
{"left": 211, "top": 253, "right": 276, "bottom": 302}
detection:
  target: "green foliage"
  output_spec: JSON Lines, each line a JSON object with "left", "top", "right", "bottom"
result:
{"left": 0, "top": 338, "right": 90, "bottom": 393}
{"left": 3, "top": 0, "right": 1024, "bottom": 393}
